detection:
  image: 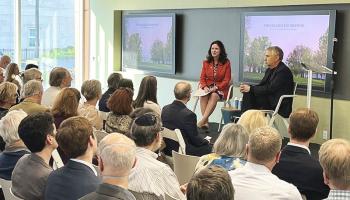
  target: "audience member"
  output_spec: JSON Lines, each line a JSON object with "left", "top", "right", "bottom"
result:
{"left": 4, "top": 63, "right": 21, "bottom": 92}
{"left": 80, "top": 133, "right": 137, "bottom": 200}
{"left": 98, "top": 72, "right": 123, "bottom": 112}
{"left": 22, "top": 68, "right": 42, "bottom": 84}
{"left": 0, "top": 110, "right": 29, "bottom": 180}
{"left": 162, "top": 81, "right": 211, "bottom": 156}
{"left": 25, "top": 63, "right": 39, "bottom": 70}
{"left": 105, "top": 88, "right": 133, "bottom": 134}
{"left": 237, "top": 109, "right": 268, "bottom": 134}
{"left": 229, "top": 126, "right": 302, "bottom": 200}
{"left": 0, "top": 55, "right": 11, "bottom": 69}
{"left": 42, "top": 67, "right": 72, "bottom": 107}
{"left": 79, "top": 79, "right": 103, "bottom": 130}
{"left": 319, "top": 139, "right": 350, "bottom": 200}
{"left": 195, "top": 124, "right": 248, "bottom": 172}
{"left": 129, "top": 113, "right": 185, "bottom": 200}
{"left": 0, "top": 67, "right": 4, "bottom": 83}
{"left": 272, "top": 108, "right": 330, "bottom": 199}
{"left": 129, "top": 107, "right": 154, "bottom": 120}
{"left": 187, "top": 165, "right": 235, "bottom": 200}
{"left": 45, "top": 116, "right": 100, "bottom": 200}
{"left": 118, "top": 78, "right": 134, "bottom": 91}
{"left": 134, "top": 75, "right": 161, "bottom": 115}
{"left": 12, "top": 112, "right": 57, "bottom": 200}
{"left": 10, "top": 80, "right": 49, "bottom": 114}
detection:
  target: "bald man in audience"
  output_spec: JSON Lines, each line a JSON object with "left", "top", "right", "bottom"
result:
{"left": 319, "top": 139, "right": 350, "bottom": 200}
{"left": 162, "top": 81, "right": 211, "bottom": 156}
{"left": 272, "top": 108, "right": 329, "bottom": 199}
{"left": 0, "top": 55, "right": 11, "bottom": 69}
{"left": 80, "top": 133, "right": 137, "bottom": 200}
{"left": 230, "top": 126, "right": 302, "bottom": 200}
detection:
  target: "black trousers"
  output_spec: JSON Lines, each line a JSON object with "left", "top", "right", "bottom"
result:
{"left": 241, "top": 92, "right": 272, "bottom": 113}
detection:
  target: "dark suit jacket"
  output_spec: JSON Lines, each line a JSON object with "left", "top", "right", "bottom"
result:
{"left": 45, "top": 160, "right": 101, "bottom": 200}
{"left": 80, "top": 183, "right": 136, "bottom": 200}
{"left": 161, "top": 100, "right": 211, "bottom": 156}
{"left": 251, "top": 61, "right": 294, "bottom": 118}
{"left": 272, "top": 145, "right": 330, "bottom": 200}
{"left": 99, "top": 88, "right": 115, "bottom": 112}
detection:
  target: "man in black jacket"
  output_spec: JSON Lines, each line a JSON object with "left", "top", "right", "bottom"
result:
{"left": 240, "top": 46, "right": 294, "bottom": 118}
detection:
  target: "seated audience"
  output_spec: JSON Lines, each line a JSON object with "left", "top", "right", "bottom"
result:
{"left": 187, "top": 165, "right": 235, "bottom": 200}
{"left": 118, "top": 78, "right": 134, "bottom": 91}
{"left": 25, "top": 63, "right": 39, "bottom": 70}
{"left": 130, "top": 107, "right": 154, "bottom": 120}
{"left": 162, "top": 81, "right": 211, "bottom": 156}
{"left": 134, "top": 75, "right": 161, "bottom": 116}
{"left": 272, "top": 108, "right": 330, "bottom": 199}
{"left": 22, "top": 68, "right": 42, "bottom": 84}
{"left": 10, "top": 80, "right": 49, "bottom": 114}
{"left": 229, "top": 126, "right": 302, "bottom": 200}
{"left": 319, "top": 139, "right": 350, "bottom": 200}
{"left": 45, "top": 116, "right": 100, "bottom": 200}
{"left": 129, "top": 113, "right": 185, "bottom": 200}
{"left": 195, "top": 124, "right": 248, "bottom": 172}
{"left": 12, "top": 112, "right": 57, "bottom": 200}
{"left": 80, "top": 133, "right": 137, "bottom": 200}
{"left": 42, "top": 67, "right": 72, "bottom": 107}
{"left": 237, "top": 109, "right": 268, "bottom": 134}
{"left": 0, "top": 110, "right": 29, "bottom": 180}
{"left": 5, "top": 63, "right": 21, "bottom": 94}
{"left": 105, "top": 88, "right": 133, "bottom": 134}
{"left": 0, "top": 55, "right": 11, "bottom": 69}
{"left": 0, "top": 67, "right": 4, "bottom": 83}
{"left": 79, "top": 79, "right": 103, "bottom": 130}
{"left": 99, "top": 72, "right": 123, "bottom": 112}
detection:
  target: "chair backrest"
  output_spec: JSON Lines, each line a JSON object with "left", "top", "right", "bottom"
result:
{"left": 164, "top": 193, "right": 178, "bottom": 200}
{"left": 161, "top": 128, "right": 186, "bottom": 154}
{"left": 301, "top": 194, "right": 307, "bottom": 200}
{"left": 293, "top": 82, "right": 298, "bottom": 95}
{"left": 0, "top": 179, "right": 23, "bottom": 200}
{"left": 224, "top": 84, "right": 235, "bottom": 106}
{"left": 52, "top": 149, "right": 64, "bottom": 169}
{"left": 130, "top": 191, "right": 163, "bottom": 200}
{"left": 172, "top": 150, "right": 200, "bottom": 185}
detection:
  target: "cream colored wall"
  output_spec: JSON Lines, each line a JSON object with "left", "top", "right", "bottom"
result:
{"left": 90, "top": 0, "right": 350, "bottom": 144}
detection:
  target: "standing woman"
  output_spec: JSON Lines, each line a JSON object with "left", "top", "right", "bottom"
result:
{"left": 133, "top": 75, "right": 161, "bottom": 116}
{"left": 198, "top": 40, "right": 231, "bottom": 128}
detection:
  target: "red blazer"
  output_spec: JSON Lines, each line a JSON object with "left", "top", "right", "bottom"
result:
{"left": 199, "top": 60, "right": 231, "bottom": 98}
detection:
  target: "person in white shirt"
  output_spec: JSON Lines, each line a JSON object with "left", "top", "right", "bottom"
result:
{"left": 41, "top": 67, "right": 72, "bottom": 107}
{"left": 229, "top": 126, "right": 302, "bottom": 200}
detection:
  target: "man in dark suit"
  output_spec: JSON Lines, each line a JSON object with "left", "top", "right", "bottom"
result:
{"left": 162, "top": 81, "right": 211, "bottom": 156}
{"left": 240, "top": 46, "right": 294, "bottom": 118}
{"left": 45, "top": 116, "right": 101, "bottom": 200}
{"left": 272, "top": 108, "right": 330, "bottom": 199}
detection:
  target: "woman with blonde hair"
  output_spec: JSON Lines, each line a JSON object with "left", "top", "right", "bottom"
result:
{"left": 5, "top": 63, "right": 21, "bottom": 98}
{"left": 237, "top": 109, "right": 268, "bottom": 134}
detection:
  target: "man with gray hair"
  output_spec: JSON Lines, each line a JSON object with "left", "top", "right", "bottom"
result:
{"left": 80, "top": 133, "right": 137, "bottom": 200}
{"left": 42, "top": 67, "right": 72, "bottom": 107}
{"left": 9, "top": 80, "right": 49, "bottom": 114}
{"left": 0, "top": 55, "right": 11, "bottom": 69}
{"left": 319, "top": 139, "right": 350, "bottom": 199}
{"left": 230, "top": 126, "right": 302, "bottom": 200}
{"left": 22, "top": 68, "right": 42, "bottom": 84}
{"left": 162, "top": 81, "right": 211, "bottom": 156}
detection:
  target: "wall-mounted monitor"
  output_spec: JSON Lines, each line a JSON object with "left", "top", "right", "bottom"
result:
{"left": 240, "top": 10, "right": 336, "bottom": 93}
{"left": 122, "top": 13, "right": 176, "bottom": 75}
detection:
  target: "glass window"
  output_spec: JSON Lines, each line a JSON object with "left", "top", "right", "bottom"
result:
{"left": 0, "top": 0, "right": 15, "bottom": 61}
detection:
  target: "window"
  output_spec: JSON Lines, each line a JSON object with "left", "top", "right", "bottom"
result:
{"left": 0, "top": 0, "right": 15, "bottom": 60}
{"left": 28, "top": 27, "right": 36, "bottom": 47}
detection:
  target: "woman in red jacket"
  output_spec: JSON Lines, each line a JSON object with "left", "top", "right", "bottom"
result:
{"left": 198, "top": 40, "right": 231, "bottom": 129}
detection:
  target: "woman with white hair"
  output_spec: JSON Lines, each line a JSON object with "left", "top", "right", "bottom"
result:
{"left": 0, "top": 110, "right": 29, "bottom": 180}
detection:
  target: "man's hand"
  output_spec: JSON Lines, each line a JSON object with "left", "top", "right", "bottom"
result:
{"left": 240, "top": 84, "right": 250, "bottom": 93}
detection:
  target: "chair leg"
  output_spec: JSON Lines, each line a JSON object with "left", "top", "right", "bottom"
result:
{"left": 193, "top": 97, "right": 199, "bottom": 112}
{"left": 218, "top": 115, "right": 223, "bottom": 132}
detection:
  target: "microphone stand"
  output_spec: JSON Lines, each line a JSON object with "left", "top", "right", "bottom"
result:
{"left": 330, "top": 37, "right": 338, "bottom": 139}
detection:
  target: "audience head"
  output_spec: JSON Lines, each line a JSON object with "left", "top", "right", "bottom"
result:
{"left": 266, "top": 46, "right": 284, "bottom": 61}
{"left": 51, "top": 87, "right": 81, "bottom": 117}
{"left": 289, "top": 108, "right": 319, "bottom": 142}
{"left": 134, "top": 75, "right": 158, "bottom": 108}
{"left": 0, "top": 82, "right": 18, "bottom": 107}
{"left": 237, "top": 110, "right": 268, "bottom": 135}
{"left": 5, "top": 63, "right": 20, "bottom": 81}
{"left": 22, "top": 68, "right": 42, "bottom": 84}
{"left": 49, "top": 67, "right": 72, "bottom": 88}
{"left": 174, "top": 81, "right": 192, "bottom": 102}
{"left": 214, "top": 123, "right": 249, "bottom": 158}
{"left": 130, "top": 112, "right": 163, "bottom": 150}
{"left": 22, "top": 80, "right": 43, "bottom": 99}
{"left": 98, "top": 133, "right": 136, "bottom": 178}
{"left": 319, "top": 139, "right": 350, "bottom": 190}
{"left": 0, "top": 67, "right": 4, "bottom": 83}
{"left": 206, "top": 40, "right": 228, "bottom": 64}
{"left": 25, "top": 63, "right": 39, "bottom": 70}
{"left": 81, "top": 79, "right": 102, "bottom": 101}
{"left": 265, "top": 46, "right": 284, "bottom": 68}
{"left": 18, "top": 112, "right": 57, "bottom": 153}
{"left": 0, "top": 110, "right": 27, "bottom": 145}
{"left": 107, "top": 88, "right": 133, "bottom": 115}
{"left": 0, "top": 55, "right": 11, "bottom": 69}
{"left": 129, "top": 107, "right": 154, "bottom": 120}
{"left": 118, "top": 78, "right": 134, "bottom": 91}
{"left": 57, "top": 116, "right": 96, "bottom": 159}
{"left": 187, "top": 165, "right": 234, "bottom": 200}
{"left": 107, "top": 72, "right": 123, "bottom": 90}
{"left": 247, "top": 126, "right": 282, "bottom": 165}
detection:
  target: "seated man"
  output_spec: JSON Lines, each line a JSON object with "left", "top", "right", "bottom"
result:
{"left": 230, "top": 126, "right": 302, "bottom": 200}
{"left": 272, "top": 108, "right": 329, "bottom": 199}
{"left": 187, "top": 165, "right": 234, "bottom": 200}
{"left": 240, "top": 46, "right": 294, "bottom": 118}
{"left": 319, "top": 139, "right": 350, "bottom": 199}
{"left": 45, "top": 116, "right": 100, "bottom": 200}
{"left": 129, "top": 113, "right": 185, "bottom": 200}
{"left": 12, "top": 112, "right": 58, "bottom": 200}
{"left": 162, "top": 81, "right": 211, "bottom": 156}
{"left": 81, "top": 133, "right": 136, "bottom": 200}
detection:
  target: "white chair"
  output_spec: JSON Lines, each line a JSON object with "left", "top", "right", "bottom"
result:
{"left": 0, "top": 178, "right": 23, "bottom": 200}
{"left": 172, "top": 150, "right": 200, "bottom": 185}
{"left": 52, "top": 149, "right": 64, "bottom": 169}
{"left": 161, "top": 128, "right": 186, "bottom": 154}
{"left": 130, "top": 191, "right": 163, "bottom": 200}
